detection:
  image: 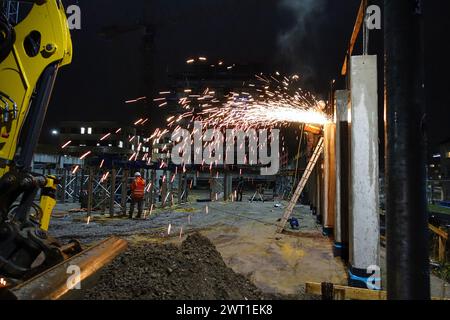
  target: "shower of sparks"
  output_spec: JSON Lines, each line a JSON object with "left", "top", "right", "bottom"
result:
{"left": 58, "top": 59, "right": 328, "bottom": 164}
{"left": 148, "top": 66, "right": 330, "bottom": 145}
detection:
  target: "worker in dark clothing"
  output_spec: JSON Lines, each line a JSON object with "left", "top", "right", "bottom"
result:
{"left": 236, "top": 177, "right": 244, "bottom": 202}
{"left": 129, "top": 172, "right": 145, "bottom": 219}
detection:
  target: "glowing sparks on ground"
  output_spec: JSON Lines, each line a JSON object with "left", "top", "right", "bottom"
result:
{"left": 168, "top": 223, "right": 172, "bottom": 235}
{"left": 0, "top": 277, "right": 6, "bottom": 287}
{"left": 87, "top": 216, "right": 91, "bottom": 225}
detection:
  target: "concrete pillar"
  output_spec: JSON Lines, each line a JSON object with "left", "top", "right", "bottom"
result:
{"left": 334, "top": 90, "right": 350, "bottom": 260}
{"left": 349, "top": 55, "right": 380, "bottom": 288}
{"left": 323, "top": 123, "right": 336, "bottom": 236}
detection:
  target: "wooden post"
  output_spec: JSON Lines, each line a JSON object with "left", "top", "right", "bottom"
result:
{"left": 439, "top": 236, "right": 446, "bottom": 264}
{"left": 429, "top": 224, "right": 448, "bottom": 264}
{"left": 110, "top": 168, "right": 116, "bottom": 217}
{"left": 73, "top": 170, "right": 79, "bottom": 203}
{"left": 324, "top": 123, "right": 336, "bottom": 236}
{"left": 79, "top": 168, "right": 85, "bottom": 206}
{"left": 183, "top": 172, "right": 188, "bottom": 203}
{"left": 101, "top": 172, "right": 107, "bottom": 215}
{"left": 61, "top": 169, "right": 67, "bottom": 203}
{"left": 178, "top": 171, "right": 183, "bottom": 204}
{"left": 149, "top": 169, "right": 155, "bottom": 208}
{"left": 87, "top": 167, "right": 94, "bottom": 217}
{"left": 121, "top": 169, "right": 129, "bottom": 216}
{"left": 161, "top": 171, "right": 168, "bottom": 208}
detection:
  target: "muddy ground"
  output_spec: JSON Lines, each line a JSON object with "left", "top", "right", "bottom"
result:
{"left": 83, "top": 233, "right": 311, "bottom": 300}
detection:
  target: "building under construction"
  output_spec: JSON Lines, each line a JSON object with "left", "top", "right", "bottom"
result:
{"left": 0, "top": 0, "right": 449, "bottom": 305}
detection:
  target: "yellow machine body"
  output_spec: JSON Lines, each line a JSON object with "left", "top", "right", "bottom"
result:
{"left": 0, "top": 0, "right": 72, "bottom": 176}
{"left": 39, "top": 175, "right": 58, "bottom": 231}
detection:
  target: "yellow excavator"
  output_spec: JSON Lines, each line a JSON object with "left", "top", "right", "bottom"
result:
{"left": 0, "top": 1, "right": 126, "bottom": 296}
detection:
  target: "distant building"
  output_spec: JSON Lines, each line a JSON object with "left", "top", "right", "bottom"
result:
{"left": 439, "top": 139, "right": 450, "bottom": 201}
{"left": 58, "top": 121, "right": 151, "bottom": 160}
{"left": 32, "top": 144, "right": 83, "bottom": 175}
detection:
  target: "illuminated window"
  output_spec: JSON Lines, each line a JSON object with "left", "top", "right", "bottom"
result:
{"left": 87, "top": 127, "right": 93, "bottom": 135}
{"left": 80, "top": 127, "right": 85, "bottom": 134}
{"left": 118, "top": 141, "right": 123, "bottom": 148}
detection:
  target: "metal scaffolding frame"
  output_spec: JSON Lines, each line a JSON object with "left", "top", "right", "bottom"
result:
{"left": 2, "top": 0, "right": 20, "bottom": 24}
{"left": 54, "top": 166, "right": 185, "bottom": 216}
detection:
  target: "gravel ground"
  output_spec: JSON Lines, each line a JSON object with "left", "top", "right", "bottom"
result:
{"left": 83, "top": 233, "right": 273, "bottom": 300}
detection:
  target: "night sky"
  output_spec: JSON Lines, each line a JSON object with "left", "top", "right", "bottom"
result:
{"left": 42, "top": 0, "right": 449, "bottom": 156}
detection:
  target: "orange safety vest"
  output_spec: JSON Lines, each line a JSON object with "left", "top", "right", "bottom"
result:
{"left": 131, "top": 177, "right": 146, "bottom": 199}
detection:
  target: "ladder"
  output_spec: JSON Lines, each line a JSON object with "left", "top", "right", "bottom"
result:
{"left": 277, "top": 137, "right": 324, "bottom": 233}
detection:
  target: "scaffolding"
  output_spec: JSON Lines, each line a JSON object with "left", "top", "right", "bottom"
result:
{"left": 54, "top": 165, "right": 189, "bottom": 217}
{"left": 2, "top": 1, "right": 20, "bottom": 24}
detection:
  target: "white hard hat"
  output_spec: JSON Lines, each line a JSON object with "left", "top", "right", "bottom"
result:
{"left": 134, "top": 172, "right": 141, "bottom": 177}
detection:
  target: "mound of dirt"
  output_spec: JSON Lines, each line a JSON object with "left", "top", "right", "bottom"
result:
{"left": 83, "top": 233, "right": 266, "bottom": 300}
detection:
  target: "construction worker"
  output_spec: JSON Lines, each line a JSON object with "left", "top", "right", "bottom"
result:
{"left": 129, "top": 172, "right": 146, "bottom": 219}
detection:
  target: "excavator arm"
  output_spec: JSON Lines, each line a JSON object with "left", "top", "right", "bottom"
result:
{"left": 0, "top": 0, "right": 78, "bottom": 283}
{"left": 0, "top": 0, "right": 72, "bottom": 173}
